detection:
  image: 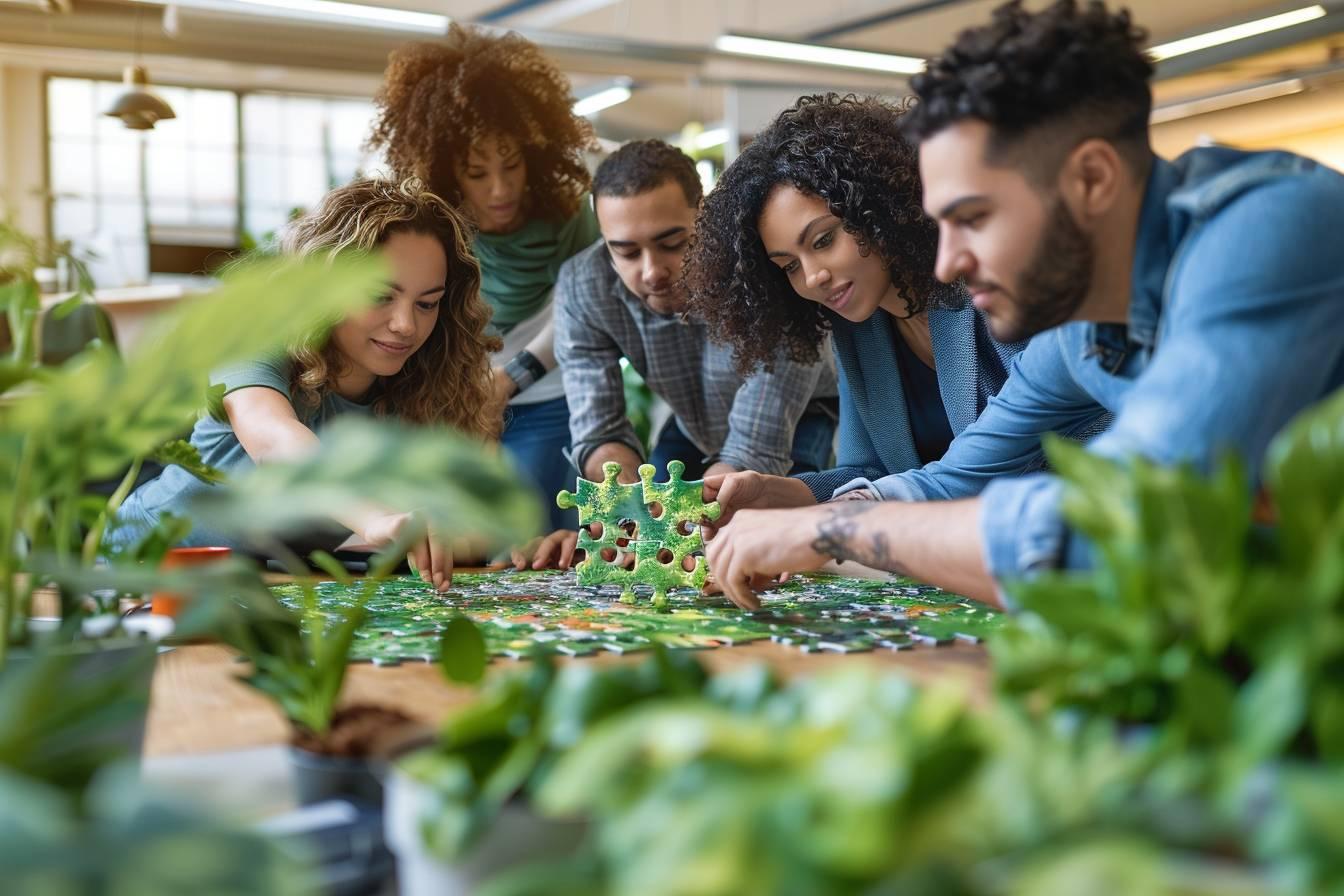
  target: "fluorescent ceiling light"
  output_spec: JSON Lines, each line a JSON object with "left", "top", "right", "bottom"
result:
{"left": 694, "top": 127, "right": 729, "bottom": 149}
{"left": 573, "top": 85, "right": 631, "bottom": 117}
{"left": 1148, "top": 5, "right": 1326, "bottom": 61}
{"left": 130, "top": 0, "right": 449, "bottom": 34}
{"left": 715, "top": 34, "right": 924, "bottom": 75}
{"left": 508, "top": 0, "right": 621, "bottom": 28}
{"left": 1150, "top": 77, "right": 1306, "bottom": 123}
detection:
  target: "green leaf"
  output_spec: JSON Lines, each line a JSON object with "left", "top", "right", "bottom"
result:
{"left": 152, "top": 439, "right": 225, "bottom": 485}
{"left": 439, "top": 615, "right": 487, "bottom": 684}
{"left": 306, "top": 550, "right": 353, "bottom": 586}
{"left": 1266, "top": 387, "right": 1344, "bottom": 570}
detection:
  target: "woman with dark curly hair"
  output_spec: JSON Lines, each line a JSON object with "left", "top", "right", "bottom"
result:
{"left": 368, "top": 25, "right": 599, "bottom": 528}
{"left": 683, "top": 93, "right": 1027, "bottom": 518}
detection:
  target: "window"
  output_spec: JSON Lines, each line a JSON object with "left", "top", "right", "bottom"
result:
{"left": 241, "top": 93, "right": 388, "bottom": 245}
{"left": 46, "top": 77, "right": 386, "bottom": 287}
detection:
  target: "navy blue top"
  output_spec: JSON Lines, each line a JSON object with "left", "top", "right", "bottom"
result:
{"left": 891, "top": 322, "right": 954, "bottom": 465}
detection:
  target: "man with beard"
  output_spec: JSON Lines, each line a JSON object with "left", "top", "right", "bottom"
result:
{"left": 703, "top": 0, "right": 1344, "bottom": 609}
{"left": 554, "top": 140, "right": 838, "bottom": 488}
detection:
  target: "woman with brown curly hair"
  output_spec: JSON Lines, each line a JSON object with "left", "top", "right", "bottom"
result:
{"left": 368, "top": 26, "right": 599, "bottom": 529}
{"left": 111, "top": 178, "right": 502, "bottom": 590}
{"left": 683, "top": 93, "right": 1031, "bottom": 523}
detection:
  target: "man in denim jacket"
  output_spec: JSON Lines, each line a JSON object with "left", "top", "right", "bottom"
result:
{"left": 705, "top": 0, "right": 1344, "bottom": 609}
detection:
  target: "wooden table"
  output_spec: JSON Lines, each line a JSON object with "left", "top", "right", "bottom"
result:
{"left": 144, "top": 566, "right": 993, "bottom": 757}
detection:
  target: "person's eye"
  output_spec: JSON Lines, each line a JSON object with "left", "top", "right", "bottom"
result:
{"left": 959, "top": 212, "right": 987, "bottom": 229}
{"left": 812, "top": 230, "right": 834, "bottom": 251}
{"left": 417, "top": 301, "right": 440, "bottom": 312}
{"left": 376, "top": 293, "right": 394, "bottom": 305}
{"left": 504, "top": 158, "right": 522, "bottom": 170}
{"left": 465, "top": 170, "right": 486, "bottom": 180}
{"left": 660, "top": 241, "right": 688, "bottom": 253}
{"left": 616, "top": 251, "right": 640, "bottom": 261}
{"left": 782, "top": 259, "right": 799, "bottom": 275}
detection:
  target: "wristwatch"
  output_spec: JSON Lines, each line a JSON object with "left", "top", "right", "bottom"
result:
{"left": 503, "top": 349, "right": 548, "bottom": 395}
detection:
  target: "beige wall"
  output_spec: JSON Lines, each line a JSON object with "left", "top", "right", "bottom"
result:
{"left": 0, "top": 65, "right": 47, "bottom": 235}
{"left": 1151, "top": 80, "right": 1344, "bottom": 171}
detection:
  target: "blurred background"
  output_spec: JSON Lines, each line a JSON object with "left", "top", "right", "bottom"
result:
{"left": 1, "top": 0, "right": 1341, "bottom": 299}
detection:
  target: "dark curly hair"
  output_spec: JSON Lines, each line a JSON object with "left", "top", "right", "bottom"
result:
{"left": 593, "top": 139, "right": 702, "bottom": 206}
{"left": 903, "top": 0, "right": 1153, "bottom": 177}
{"left": 367, "top": 25, "right": 597, "bottom": 223}
{"left": 682, "top": 93, "right": 952, "bottom": 375}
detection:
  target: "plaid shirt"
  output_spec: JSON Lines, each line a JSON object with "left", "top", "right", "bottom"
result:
{"left": 555, "top": 240, "right": 837, "bottom": 476}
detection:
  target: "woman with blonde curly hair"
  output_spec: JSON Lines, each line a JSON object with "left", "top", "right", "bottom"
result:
{"left": 111, "top": 178, "right": 502, "bottom": 590}
{"left": 368, "top": 25, "right": 599, "bottom": 529}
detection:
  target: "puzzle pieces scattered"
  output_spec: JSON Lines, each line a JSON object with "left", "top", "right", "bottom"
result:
{"left": 273, "top": 569, "right": 1003, "bottom": 666}
{"left": 556, "top": 460, "right": 721, "bottom": 610}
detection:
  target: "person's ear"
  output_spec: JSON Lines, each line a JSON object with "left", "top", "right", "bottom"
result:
{"left": 1058, "top": 138, "right": 1124, "bottom": 225}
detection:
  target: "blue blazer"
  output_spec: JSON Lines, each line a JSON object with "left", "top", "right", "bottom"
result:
{"left": 796, "top": 304, "right": 1024, "bottom": 501}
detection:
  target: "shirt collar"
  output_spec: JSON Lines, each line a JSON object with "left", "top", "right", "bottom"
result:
{"left": 1126, "top": 156, "right": 1180, "bottom": 348}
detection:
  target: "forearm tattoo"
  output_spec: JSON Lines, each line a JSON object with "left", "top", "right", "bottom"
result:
{"left": 811, "top": 502, "right": 897, "bottom": 571}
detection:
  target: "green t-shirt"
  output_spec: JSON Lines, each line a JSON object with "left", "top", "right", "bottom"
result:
{"left": 111, "top": 356, "right": 373, "bottom": 551}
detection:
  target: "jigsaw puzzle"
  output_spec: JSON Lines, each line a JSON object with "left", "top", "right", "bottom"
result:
{"left": 272, "top": 569, "right": 1003, "bottom": 666}
{"left": 556, "top": 460, "right": 720, "bottom": 610}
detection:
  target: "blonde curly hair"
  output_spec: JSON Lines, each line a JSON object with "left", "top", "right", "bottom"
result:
{"left": 280, "top": 177, "right": 501, "bottom": 438}
{"left": 366, "top": 25, "right": 596, "bottom": 222}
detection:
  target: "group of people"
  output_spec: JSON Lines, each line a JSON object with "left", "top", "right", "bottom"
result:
{"left": 113, "top": 0, "right": 1344, "bottom": 608}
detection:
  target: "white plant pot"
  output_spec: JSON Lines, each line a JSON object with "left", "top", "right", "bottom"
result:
{"left": 384, "top": 765, "right": 586, "bottom": 896}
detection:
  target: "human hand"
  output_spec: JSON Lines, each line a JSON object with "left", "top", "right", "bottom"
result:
{"left": 361, "top": 511, "right": 453, "bottom": 592}
{"left": 510, "top": 529, "right": 580, "bottom": 570}
{"left": 701, "top": 471, "right": 814, "bottom": 531}
{"left": 703, "top": 506, "right": 830, "bottom": 610}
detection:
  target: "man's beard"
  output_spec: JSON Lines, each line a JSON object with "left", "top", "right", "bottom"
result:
{"left": 986, "top": 198, "right": 1093, "bottom": 344}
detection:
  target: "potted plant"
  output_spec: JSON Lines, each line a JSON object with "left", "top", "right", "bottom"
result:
{"left": 383, "top": 645, "right": 712, "bottom": 895}
{"left": 182, "top": 416, "right": 541, "bottom": 807}
{"left": 1, "top": 209, "right": 392, "bottom": 783}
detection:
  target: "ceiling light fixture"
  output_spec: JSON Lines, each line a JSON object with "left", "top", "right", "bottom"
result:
{"left": 104, "top": 6, "right": 175, "bottom": 130}
{"left": 573, "top": 84, "right": 632, "bottom": 117}
{"left": 128, "top": 0, "right": 449, "bottom": 34}
{"left": 1150, "top": 77, "right": 1307, "bottom": 123}
{"left": 1147, "top": 5, "right": 1326, "bottom": 61}
{"left": 714, "top": 34, "right": 924, "bottom": 75}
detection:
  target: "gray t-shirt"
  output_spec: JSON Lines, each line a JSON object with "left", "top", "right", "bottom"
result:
{"left": 110, "top": 356, "right": 373, "bottom": 551}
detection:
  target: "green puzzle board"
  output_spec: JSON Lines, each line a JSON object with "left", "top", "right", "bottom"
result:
{"left": 272, "top": 569, "right": 1003, "bottom": 666}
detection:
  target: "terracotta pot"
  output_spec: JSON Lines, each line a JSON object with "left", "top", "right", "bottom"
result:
{"left": 151, "top": 546, "right": 232, "bottom": 617}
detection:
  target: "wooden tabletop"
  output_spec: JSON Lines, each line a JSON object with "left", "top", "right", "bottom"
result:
{"left": 145, "top": 567, "right": 993, "bottom": 757}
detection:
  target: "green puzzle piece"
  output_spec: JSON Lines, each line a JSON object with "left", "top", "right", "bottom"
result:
{"left": 557, "top": 460, "right": 721, "bottom": 611}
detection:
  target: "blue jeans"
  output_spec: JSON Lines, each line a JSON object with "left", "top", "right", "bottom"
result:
{"left": 648, "top": 408, "right": 836, "bottom": 480}
{"left": 502, "top": 396, "right": 577, "bottom": 531}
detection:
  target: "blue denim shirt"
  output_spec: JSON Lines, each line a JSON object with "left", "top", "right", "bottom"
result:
{"left": 855, "top": 146, "right": 1344, "bottom": 582}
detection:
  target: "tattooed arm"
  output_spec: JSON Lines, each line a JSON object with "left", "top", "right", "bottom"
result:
{"left": 705, "top": 498, "right": 999, "bottom": 610}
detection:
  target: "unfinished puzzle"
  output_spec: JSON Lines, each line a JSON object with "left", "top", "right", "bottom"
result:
{"left": 272, "top": 569, "right": 1003, "bottom": 666}
{"left": 556, "top": 459, "right": 720, "bottom": 610}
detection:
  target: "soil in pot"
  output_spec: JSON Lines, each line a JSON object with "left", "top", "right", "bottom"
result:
{"left": 289, "top": 704, "right": 416, "bottom": 806}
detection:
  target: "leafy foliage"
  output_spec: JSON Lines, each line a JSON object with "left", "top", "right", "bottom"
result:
{"left": 398, "top": 647, "right": 708, "bottom": 861}
{"left": 190, "top": 417, "right": 541, "bottom": 550}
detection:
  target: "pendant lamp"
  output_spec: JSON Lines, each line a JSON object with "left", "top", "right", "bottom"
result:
{"left": 104, "top": 64, "right": 176, "bottom": 130}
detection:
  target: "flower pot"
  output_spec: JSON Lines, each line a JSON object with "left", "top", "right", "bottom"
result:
{"left": 289, "top": 746, "right": 386, "bottom": 807}
{"left": 384, "top": 763, "right": 587, "bottom": 896}
{"left": 151, "top": 546, "right": 232, "bottom": 617}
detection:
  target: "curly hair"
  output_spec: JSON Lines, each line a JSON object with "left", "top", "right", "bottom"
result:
{"left": 281, "top": 177, "right": 502, "bottom": 439}
{"left": 367, "top": 26, "right": 596, "bottom": 223}
{"left": 682, "top": 93, "right": 953, "bottom": 375}
{"left": 903, "top": 0, "right": 1153, "bottom": 175}
{"left": 593, "top": 139, "right": 702, "bottom": 206}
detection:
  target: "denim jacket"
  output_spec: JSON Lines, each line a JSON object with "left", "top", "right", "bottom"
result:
{"left": 858, "top": 146, "right": 1344, "bottom": 582}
